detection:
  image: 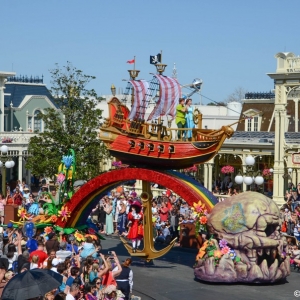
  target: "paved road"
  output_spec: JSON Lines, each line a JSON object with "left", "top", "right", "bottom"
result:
{"left": 101, "top": 236, "right": 300, "bottom": 300}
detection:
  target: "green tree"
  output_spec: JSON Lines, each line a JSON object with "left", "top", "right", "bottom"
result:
{"left": 26, "top": 62, "right": 108, "bottom": 180}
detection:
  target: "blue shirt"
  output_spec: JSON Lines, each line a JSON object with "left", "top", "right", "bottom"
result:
{"left": 66, "top": 243, "right": 78, "bottom": 254}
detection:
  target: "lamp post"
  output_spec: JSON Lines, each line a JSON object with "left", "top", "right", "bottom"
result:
{"left": 235, "top": 155, "right": 264, "bottom": 190}
{"left": 0, "top": 145, "right": 15, "bottom": 196}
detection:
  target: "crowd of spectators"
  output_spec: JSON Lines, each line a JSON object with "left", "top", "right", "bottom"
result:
{"left": 0, "top": 225, "right": 132, "bottom": 300}
{"left": 212, "top": 176, "right": 240, "bottom": 197}
{"left": 89, "top": 189, "right": 195, "bottom": 247}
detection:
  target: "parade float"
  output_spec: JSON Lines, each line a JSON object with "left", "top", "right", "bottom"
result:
{"left": 193, "top": 192, "right": 290, "bottom": 283}
{"left": 13, "top": 149, "right": 98, "bottom": 239}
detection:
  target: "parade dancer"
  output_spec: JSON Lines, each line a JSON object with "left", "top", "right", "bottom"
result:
{"left": 127, "top": 201, "right": 143, "bottom": 253}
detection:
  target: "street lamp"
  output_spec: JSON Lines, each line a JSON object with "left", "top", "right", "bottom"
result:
{"left": 0, "top": 145, "right": 15, "bottom": 196}
{"left": 235, "top": 155, "right": 264, "bottom": 188}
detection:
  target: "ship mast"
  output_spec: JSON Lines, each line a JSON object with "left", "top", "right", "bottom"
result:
{"left": 155, "top": 50, "right": 167, "bottom": 74}
{"left": 154, "top": 51, "right": 167, "bottom": 139}
{"left": 128, "top": 56, "right": 140, "bottom": 107}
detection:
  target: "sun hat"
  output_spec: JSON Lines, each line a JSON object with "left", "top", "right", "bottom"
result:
{"left": 104, "top": 285, "right": 117, "bottom": 294}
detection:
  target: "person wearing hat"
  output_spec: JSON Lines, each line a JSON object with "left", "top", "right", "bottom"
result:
{"left": 176, "top": 97, "right": 187, "bottom": 140}
{"left": 103, "top": 284, "right": 124, "bottom": 300}
{"left": 127, "top": 201, "right": 143, "bottom": 253}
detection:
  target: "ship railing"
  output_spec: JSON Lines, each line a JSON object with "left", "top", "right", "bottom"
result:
{"left": 121, "top": 118, "right": 227, "bottom": 142}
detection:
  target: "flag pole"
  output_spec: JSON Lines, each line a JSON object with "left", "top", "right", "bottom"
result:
{"left": 134, "top": 56, "right": 136, "bottom": 70}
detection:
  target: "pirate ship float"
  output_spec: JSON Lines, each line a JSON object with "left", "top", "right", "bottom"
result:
{"left": 100, "top": 58, "right": 234, "bottom": 169}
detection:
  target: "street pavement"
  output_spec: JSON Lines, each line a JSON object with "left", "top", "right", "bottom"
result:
{"left": 102, "top": 236, "right": 300, "bottom": 300}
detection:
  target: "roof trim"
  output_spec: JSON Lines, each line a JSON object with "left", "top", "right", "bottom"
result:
{"left": 18, "top": 95, "right": 57, "bottom": 110}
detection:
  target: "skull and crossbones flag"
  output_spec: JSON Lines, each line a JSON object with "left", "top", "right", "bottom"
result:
{"left": 150, "top": 53, "right": 161, "bottom": 65}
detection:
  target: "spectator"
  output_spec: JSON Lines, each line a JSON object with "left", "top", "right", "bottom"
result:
{"left": 43, "top": 249, "right": 56, "bottom": 269}
{"left": 56, "top": 241, "right": 72, "bottom": 262}
{"left": 0, "top": 193, "right": 6, "bottom": 225}
{"left": 80, "top": 236, "right": 99, "bottom": 259}
{"left": 158, "top": 201, "right": 169, "bottom": 223}
{"left": 30, "top": 241, "right": 48, "bottom": 268}
{"left": 57, "top": 262, "right": 68, "bottom": 293}
{"left": 101, "top": 251, "right": 122, "bottom": 288}
{"left": 66, "top": 283, "right": 81, "bottom": 300}
{"left": 155, "top": 222, "right": 171, "bottom": 244}
{"left": 13, "top": 189, "right": 23, "bottom": 207}
{"left": 15, "top": 231, "right": 30, "bottom": 273}
{"left": 104, "top": 198, "right": 114, "bottom": 235}
{"left": 51, "top": 258, "right": 61, "bottom": 273}
{"left": 2, "top": 243, "right": 18, "bottom": 271}
{"left": 65, "top": 267, "right": 80, "bottom": 294}
{"left": 91, "top": 205, "right": 100, "bottom": 224}
{"left": 103, "top": 284, "right": 124, "bottom": 300}
{"left": 46, "top": 232, "right": 60, "bottom": 254}
{"left": 115, "top": 258, "right": 133, "bottom": 300}
{"left": 99, "top": 205, "right": 107, "bottom": 234}
{"left": 91, "top": 277, "right": 103, "bottom": 299}
{"left": 84, "top": 282, "right": 97, "bottom": 300}
{"left": 30, "top": 255, "right": 39, "bottom": 269}
{"left": 169, "top": 205, "right": 179, "bottom": 240}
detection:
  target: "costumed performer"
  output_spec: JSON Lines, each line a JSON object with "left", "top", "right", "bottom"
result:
{"left": 185, "top": 98, "right": 195, "bottom": 140}
{"left": 127, "top": 201, "right": 143, "bottom": 253}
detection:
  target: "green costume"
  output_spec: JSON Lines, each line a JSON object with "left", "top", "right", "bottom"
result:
{"left": 176, "top": 103, "right": 186, "bottom": 139}
{"left": 176, "top": 104, "right": 186, "bottom": 125}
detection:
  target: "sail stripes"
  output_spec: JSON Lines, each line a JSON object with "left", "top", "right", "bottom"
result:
{"left": 128, "top": 80, "right": 149, "bottom": 120}
{"left": 147, "top": 75, "right": 181, "bottom": 121}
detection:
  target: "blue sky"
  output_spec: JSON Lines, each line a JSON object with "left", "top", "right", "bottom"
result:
{"left": 1, "top": 0, "right": 300, "bottom": 104}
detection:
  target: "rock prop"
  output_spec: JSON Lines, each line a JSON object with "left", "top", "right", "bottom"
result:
{"left": 194, "top": 192, "right": 290, "bottom": 283}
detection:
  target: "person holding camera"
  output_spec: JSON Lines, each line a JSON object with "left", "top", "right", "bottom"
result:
{"left": 101, "top": 251, "right": 122, "bottom": 288}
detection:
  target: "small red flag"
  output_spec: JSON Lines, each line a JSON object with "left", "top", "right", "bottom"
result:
{"left": 127, "top": 59, "right": 135, "bottom": 64}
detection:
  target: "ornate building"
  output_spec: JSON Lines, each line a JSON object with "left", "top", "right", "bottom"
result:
{"left": 0, "top": 73, "right": 61, "bottom": 185}
{"left": 204, "top": 52, "right": 300, "bottom": 206}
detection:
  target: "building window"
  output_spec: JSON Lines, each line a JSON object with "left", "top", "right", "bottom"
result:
{"left": 247, "top": 119, "right": 251, "bottom": 131}
{"left": 28, "top": 116, "right": 32, "bottom": 131}
{"left": 4, "top": 115, "right": 7, "bottom": 132}
{"left": 34, "top": 110, "right": 42, "bottom": 132}
{"left": 253, "top": 116, "right": 258, "bottom": 131}
{"left": 245, "top": 116, "right": 260, "bottom": 131}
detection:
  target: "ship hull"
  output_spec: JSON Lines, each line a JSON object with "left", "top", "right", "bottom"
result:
{"left": 109, "top": 134, "right": 222, "bottom": 169}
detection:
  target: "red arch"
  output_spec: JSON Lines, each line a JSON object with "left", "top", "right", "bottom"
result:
{"left": 55, "top": 168, "right": 216, "bottom": 228}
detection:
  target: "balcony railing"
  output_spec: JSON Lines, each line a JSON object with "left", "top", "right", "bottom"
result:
{"left": 0, "top": 132, "right": 35, "bottom": 144}
{"left": 287, "top": 57, "right": 300, "bottom": 72}
{"left": 244, "top": 92, "right": 275, "bottom": 99}
{"left": 6, "top": 75, "right": 43, "bottom": 84}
